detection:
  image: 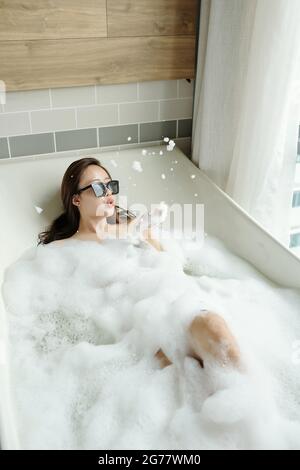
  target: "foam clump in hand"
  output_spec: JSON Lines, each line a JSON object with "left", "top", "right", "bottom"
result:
{"left": 133, "top": 201, "right": 168, "bottom": 236}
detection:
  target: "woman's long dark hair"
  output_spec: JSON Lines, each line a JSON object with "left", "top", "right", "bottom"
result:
{"left": 38, "top": 157, "right": 136, "bottom": 245}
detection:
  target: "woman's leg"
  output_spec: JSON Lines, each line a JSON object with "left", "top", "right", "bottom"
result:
{"left": 155, "top": 347, "right": 204, "bottom": 368}
{"left": 155, "top": 310, "right": 241, "bottom": 370}
{"left": 154, "top": 348, "right": 173, "bottom": 368}
{"left": 188, "top": 311, "right": 241, "bottom": 368}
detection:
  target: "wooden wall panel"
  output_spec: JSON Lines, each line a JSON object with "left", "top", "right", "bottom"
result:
{"left": 107, "top": 0, "right": 198, "bottom": 37}
{"left": 1, "top": 36, "right": 196, "bottom": 91}
{"left": 0, "top": 0, "right": 107, "bottom": 40}
{"left": 0, "top": 0, "right": 198, "bottom": 91}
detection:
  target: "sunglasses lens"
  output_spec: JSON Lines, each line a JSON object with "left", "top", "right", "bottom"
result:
{"left": 108, "top": 180, "right": 119, "bottom": 194}
{"left": 92, "top": 180, "right": 119, "bottom": 197}
{"left": 92, "top": 182, "right": 105, "bottom": 197}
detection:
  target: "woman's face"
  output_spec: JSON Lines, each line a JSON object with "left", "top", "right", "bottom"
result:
{"left": 72, "top": 165, "right": 116, "bottom": 218}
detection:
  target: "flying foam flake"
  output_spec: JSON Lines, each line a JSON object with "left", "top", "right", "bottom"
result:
{"left": 132, "top": 161, "right": 143, "bottom": 172}
{"left": 34, "top": 206, "right": 44, "bottom": 214}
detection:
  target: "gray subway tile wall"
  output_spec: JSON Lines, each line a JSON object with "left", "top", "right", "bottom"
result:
{"left": 31, "top": 108, "right": 76, "bottom": 133}
{"left": 178, "top": 119, "right": 192, "bottom": 138}
{"left": 2, "top": 89, "right": 51, "bottom": 112}
{"left": 0, "top": 112, "right": 31, "bottom": 137}
{"left": 140, "top": 120, "right": 176, "bottom": 142}
{"left": 55, "top": 128, "right": 98, "bottom": 152}
{"left": 0, "top": 79, "right": 194, "bottom": 160}
{"left": 0, "top": 137, "right": 9, "bottom": 159}
{"left": 99, "top": 124, "right": 138, "bottom": 147}
{"left": 139, "top": 80, "right": 177, "bottom": 100}
{"left": 9, "top": 133, "right": 55, "bottom": 158}
{"left": 119, "top": 101, "right": 158, "bottom": 124}
{"left": 96, "top": 82, "right": 138, "bottom": 104}
{"left": 51, "top": 86, "right": 95, "bottom": 108}
{"left": 77, "top": 104, "right": 119, "bottom": 128}
{"left": 159, "top": 98, "right": 193, "bottom": 120}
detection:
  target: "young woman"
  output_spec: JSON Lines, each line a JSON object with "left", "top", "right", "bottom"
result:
{"left": 38, "top": 157, "right": 242, "bottom": 372}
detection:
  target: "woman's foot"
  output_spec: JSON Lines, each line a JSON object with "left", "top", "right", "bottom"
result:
{"left": 155, "top": 348, "right": 172, "bottom": 368}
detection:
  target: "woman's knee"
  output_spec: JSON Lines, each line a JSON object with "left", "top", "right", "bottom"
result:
{"left": 188, "top": 311, "right": 228, "bottom": 343}
{"left": 188, "top": 310, "right": 241, "bottom": 366}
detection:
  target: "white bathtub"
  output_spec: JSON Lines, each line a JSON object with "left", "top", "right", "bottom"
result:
{"left": 1, "top": 144, "right": 300, "bottom": 449}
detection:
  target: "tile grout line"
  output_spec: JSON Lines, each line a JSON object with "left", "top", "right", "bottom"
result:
{"left": 75, "top": 107, "right": 78, "bottom": 128}
{"left": 53, "top": 128, "right": 57, "bottom": 152}
{"left": 7, "top": 136, "right": 12, "bottom": 158}
{"left": 49, "top": 88, "right": 53, "bottom": 109}
{"left": 96, "top": 127, "right": 100, "bottom": 148}
{"left": 28, "top": 111, "right": 33, "bottom": 133}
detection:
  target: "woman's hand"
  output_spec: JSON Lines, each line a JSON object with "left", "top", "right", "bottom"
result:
{"left": 142, "top": 227, "right": 165, "bottom": 252}
{"left": 126, "top": 212, "right": 148, "bottom": 237}
{"left": 127, "top": 203, "right": 168, "bottom": 251}
{"left": 129, "top": 203, "right": 168, "bottom": 235}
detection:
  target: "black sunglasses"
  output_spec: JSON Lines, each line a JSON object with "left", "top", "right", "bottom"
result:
{"left": 77, "top": 180, "right": 119, "bottom": 197}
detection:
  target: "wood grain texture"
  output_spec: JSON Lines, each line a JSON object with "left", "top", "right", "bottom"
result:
{"left": 107, "top": 0, "right": 198, "bottom": 37}
{"left": 0, "top": 0, "right": 198, "bottom": 91}
{"left": 0, "top": 0, "right": 107, "bottom": 40}
{"left": 1, "top": 36, "right": 195, "bottom": 91}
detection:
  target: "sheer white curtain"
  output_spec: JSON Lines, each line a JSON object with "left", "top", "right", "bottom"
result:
{"left": 192, "top": 0, "right": 300, "bottom": 245}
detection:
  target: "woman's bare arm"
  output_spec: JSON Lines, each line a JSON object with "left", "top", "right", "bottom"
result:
{"left": 142, "top": 227, "right": 165, "bottom": 252}
{"left": 127, "top": 214, "right": 165, "bottom": 252}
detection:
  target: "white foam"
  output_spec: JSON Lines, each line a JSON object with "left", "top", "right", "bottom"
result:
{"left": 132, "top": 161, "right": 143, "bottom": 173}
{"left": 2, "top": 232, "right": 300, "bottom": 449}
{"left": 34, "top": 206, "right": 44, "bottom": 214}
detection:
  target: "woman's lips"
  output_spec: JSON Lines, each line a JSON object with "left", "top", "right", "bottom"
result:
{"left": 105, "top": 197, "right": 115, "bottom": 206}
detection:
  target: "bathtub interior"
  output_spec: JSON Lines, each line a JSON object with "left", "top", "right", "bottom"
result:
{"left": 1, "top": 143, "right": 300, "bottom": 449}
{"left": 0, "top": 144, "right": 300, "bottom": 289}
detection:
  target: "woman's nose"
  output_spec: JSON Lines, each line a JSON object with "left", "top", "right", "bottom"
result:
{"left": 104, "top": 186, "right": 112, "bottom": 196}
